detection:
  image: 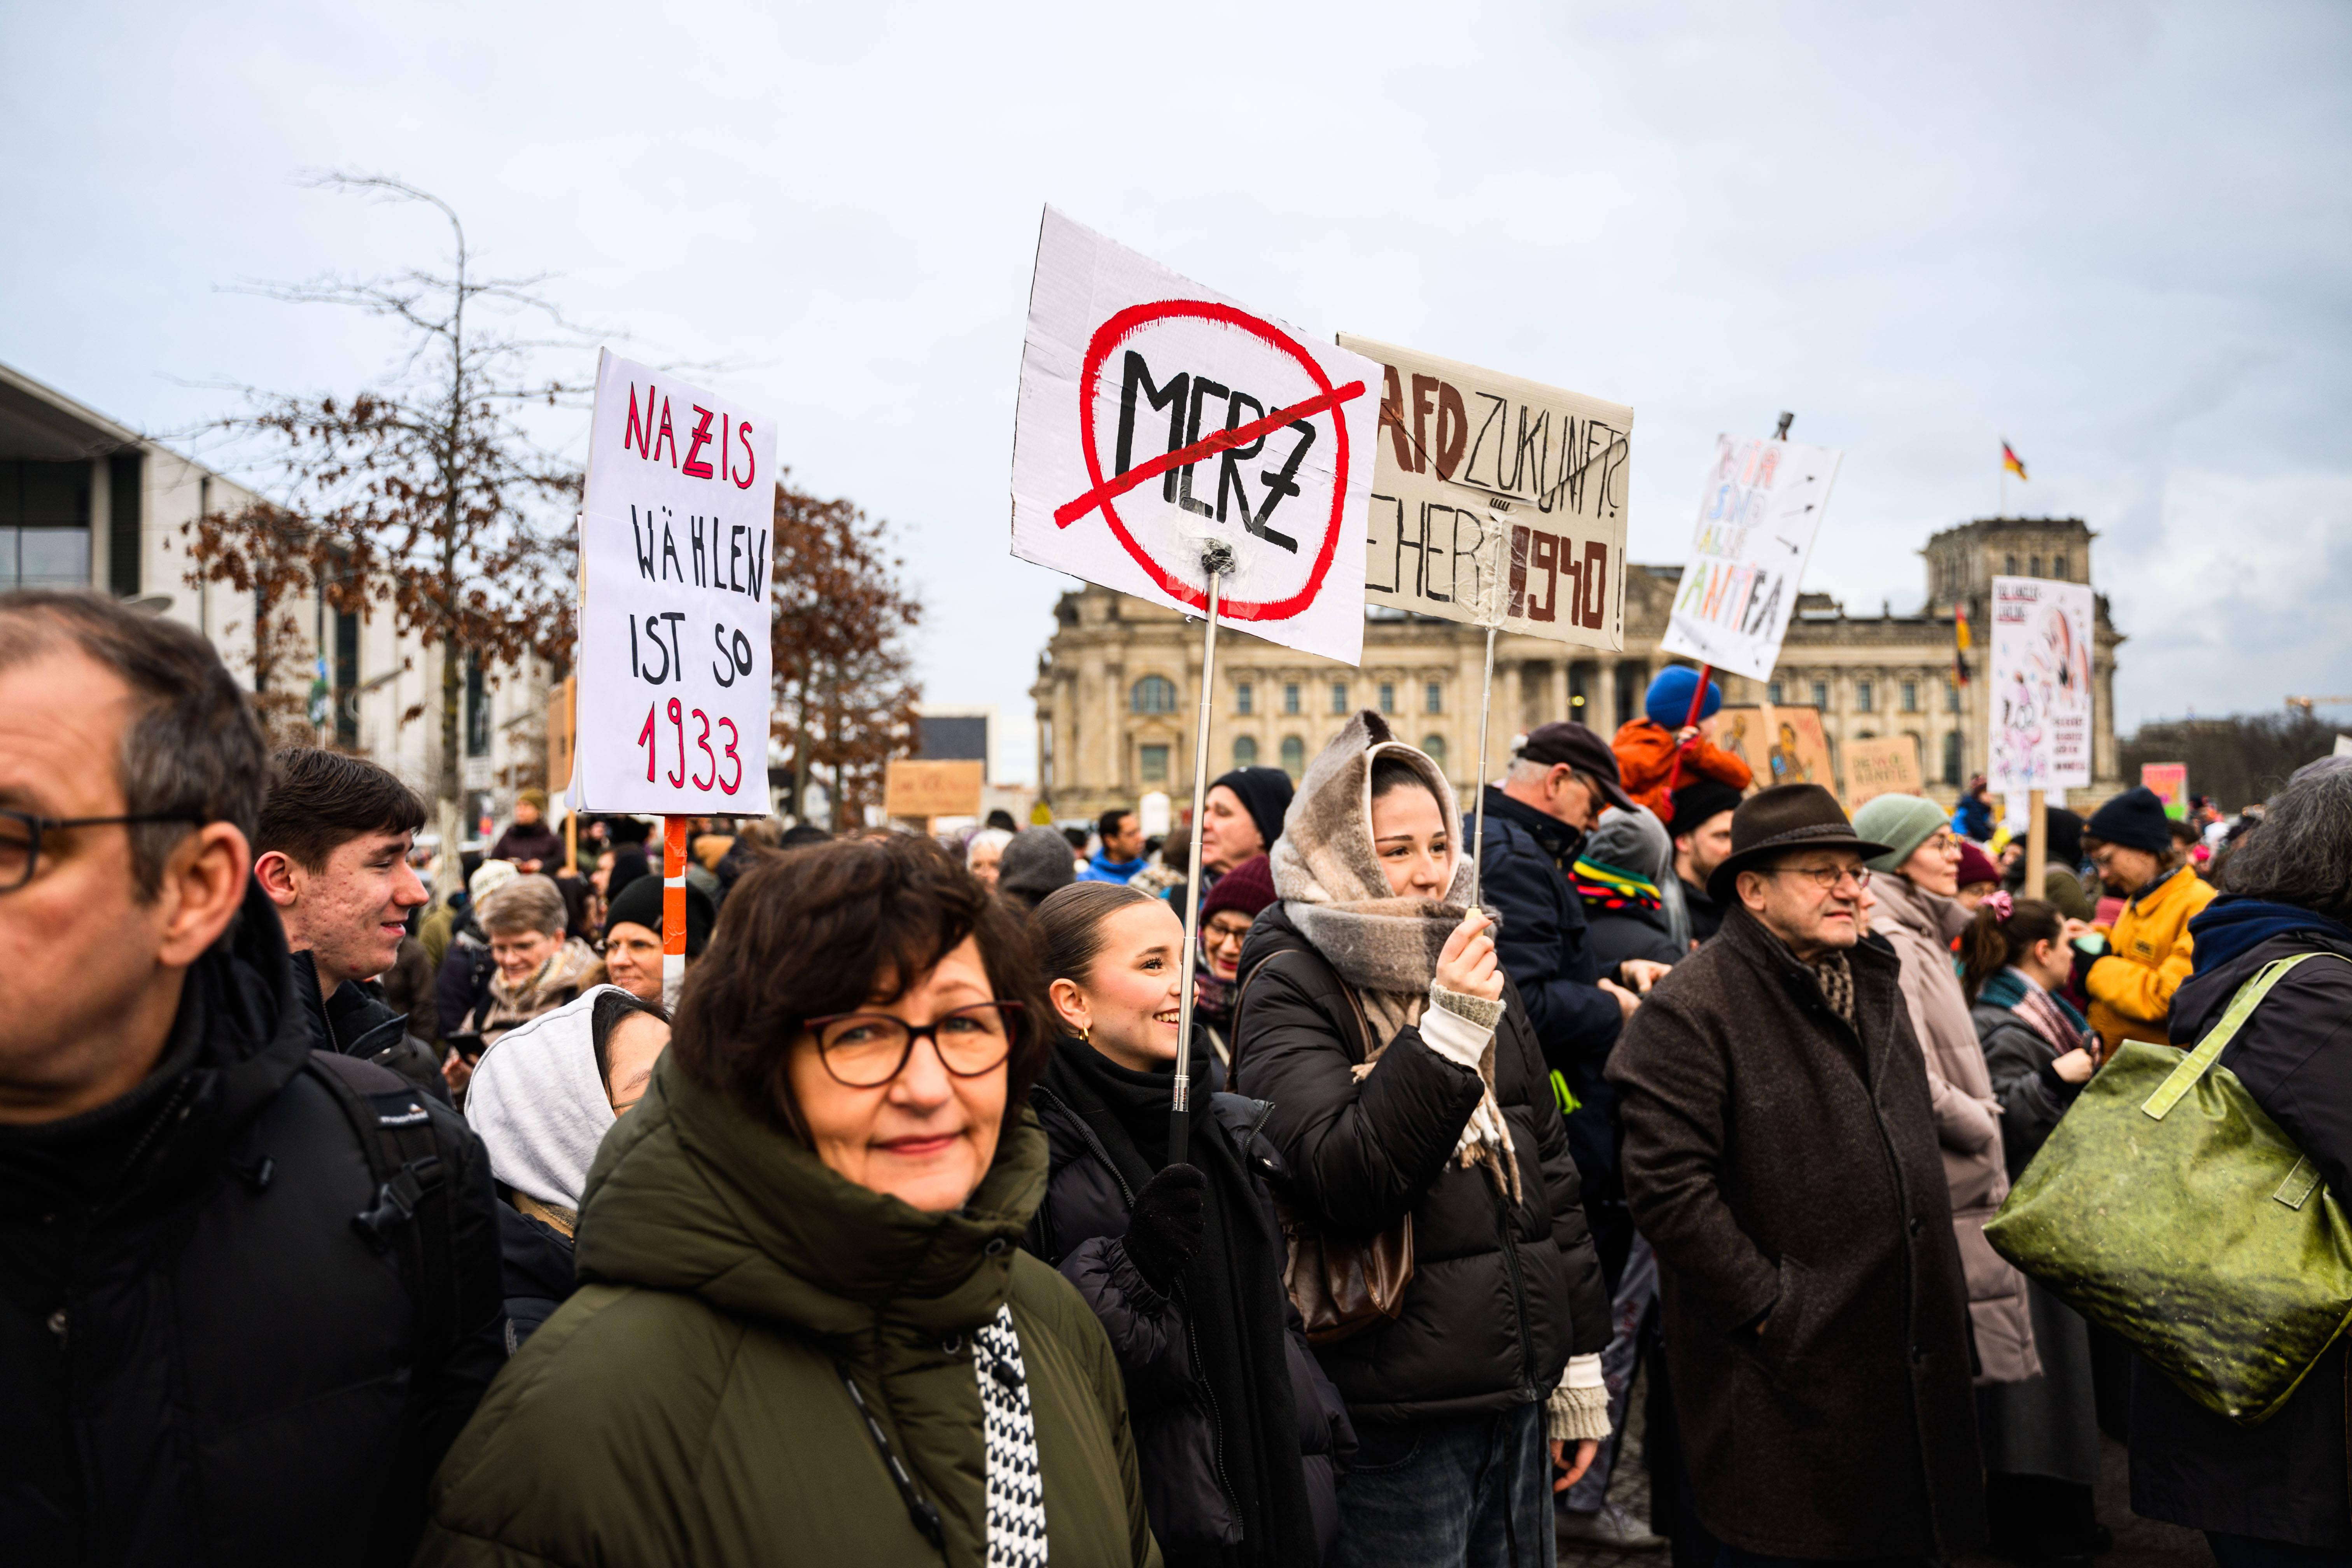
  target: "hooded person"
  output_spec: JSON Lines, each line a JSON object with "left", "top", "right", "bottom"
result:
{"left": 1851, "top": 794, "right": 2038, "bottom": 1388}
{"left": 1572, "top": 806, "right": 1687, "bottom": 974}
{"left": 1610, "top": 667, "right": 1752, "bottom": 822}
{"left": 1229, "top": 710, "right": 1610, "bottom": 1567}
{"left": 998, "top": 823, "right": 1079, "bottom": 911}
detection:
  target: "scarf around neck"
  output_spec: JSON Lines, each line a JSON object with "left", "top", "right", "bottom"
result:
{"left": 1979, "top": 966, "right": 2090, "bottom": 1059}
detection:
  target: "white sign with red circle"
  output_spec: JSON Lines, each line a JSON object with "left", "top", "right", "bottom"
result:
{"left": 1011, "top": 206, "right": 1376, "bottom": 665}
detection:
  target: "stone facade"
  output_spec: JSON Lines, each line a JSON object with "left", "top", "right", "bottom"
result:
{"left": 1030, "top": 517, "right": 2123, "bottom": 820}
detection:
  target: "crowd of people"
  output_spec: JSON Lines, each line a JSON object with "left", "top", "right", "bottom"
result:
{"left": 4, "top": 586, "right": 2348, "bottom": 1568}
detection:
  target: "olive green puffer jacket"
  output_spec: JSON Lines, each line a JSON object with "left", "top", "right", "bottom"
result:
{"left": 415, "top": 1053, "right": 1161, "bottom": 1567}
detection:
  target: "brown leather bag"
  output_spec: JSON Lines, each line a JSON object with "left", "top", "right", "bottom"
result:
{"left": 1235, "top": 953, "right": 1416, "bottom": 1344}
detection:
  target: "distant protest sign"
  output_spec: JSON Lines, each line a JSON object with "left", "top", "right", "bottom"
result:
{"left": 884, "top": 760, "right": 984, "bottom": 819}
{"left": 1844, "top": 734, "right": 1923, "bottom": 808}
{"left": 1987, "top": 575, "right": 2096, "bottom": 794}
{"left": 1715, "top": 704, "right": 1837, "bottom": 799}
{"left": 1335, "top": 335, "right": 1631, "bottom": 647}
{"left": 2140, "top": 761, "right": 2188, "bottom": 819}
{"left": 1659, "top": 435, "right": 1844, "bottom": 682}
{"left": 1011, "top": 207, "right": 1378, "bottom": 665}
{"left": 571, "top": 350, "right": 776, "bottom": 814}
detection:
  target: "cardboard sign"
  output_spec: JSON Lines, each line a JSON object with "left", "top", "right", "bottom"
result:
{"left": 1336, "top": 335, "right": 1631, "bottom": 647}
{"left": 1987, "top": 576, "right": 2095, "bottom": 793}
{"left": 571, "top": 350, "right": 777, "bottom": 814}
{"left": 885, "top": 760, "right": 984, "bottom": 819}
{"left": 1011, "top": 207, "right": 1377, "bottom": 665}
{"left": 1659, "top": 435, "right": 1845, "bottom": 682}
{"left": 1714, "top": 704, "right": 1837, "bottom": 800}
{"left": 2140, "top": 762, "right": 2188, "bottom": 819}
{"left": 546, "top": 676, "right": 576, "bottom": 797}
{"left": 1844, "top": 734, "right": 1923, "bottom": 808}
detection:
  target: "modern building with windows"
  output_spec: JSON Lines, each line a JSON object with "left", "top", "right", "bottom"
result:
{"left": 2, "top": 360, "right": 551, "bottom": 839}
{"left": 1029, "top": 516, "right": 2123, "bottom": 822}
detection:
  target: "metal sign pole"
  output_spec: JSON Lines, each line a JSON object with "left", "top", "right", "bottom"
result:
{"left": 1467, "top": 623, "right": 1497, "bottom": 914}
{"left": 1171, "top": 541, "right": 1234, "bottom": 1167}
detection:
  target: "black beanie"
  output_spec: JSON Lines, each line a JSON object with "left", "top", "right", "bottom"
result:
{"left": 2086, "top": 786, "right": 2171, "bottom": 855}
{"left": 1209, "top": 766, "right": 1295, "bottom": 855}
{"left": 2044, "top": 806, "right": 2086, "bottom": 866}
{"left": 603, "top": 872, "right": 716, "bottom": 958}
{"left": 1669, "top": 779, "right": 1745, "bottom": 834}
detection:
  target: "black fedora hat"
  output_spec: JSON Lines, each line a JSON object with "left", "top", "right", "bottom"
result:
{"left": 1707, "top": 783, "right": 1894, "bottom": 905}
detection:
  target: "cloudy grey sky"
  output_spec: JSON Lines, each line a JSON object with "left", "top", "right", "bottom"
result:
{"left": 7, "top": 1, "right": 2347, "bottom": 776}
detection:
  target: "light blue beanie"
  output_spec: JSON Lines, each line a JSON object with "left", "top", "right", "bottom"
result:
{"left": 1644, "top": 665, "right": 1722, "bottom": 728}
{"left": 1852, "top": 793, "right": 1951, "bottom": 873}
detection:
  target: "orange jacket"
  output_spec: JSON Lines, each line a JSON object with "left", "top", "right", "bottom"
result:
{"left": 2085, "top": 864, "right": 2216, "bottom": 1054}
{"left": 1611, "top": 719, "right": 1752, "bottom": 823}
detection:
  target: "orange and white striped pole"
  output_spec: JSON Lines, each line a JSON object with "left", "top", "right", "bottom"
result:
{"left": 663, "top": 815, "right": 688, "bottom": 1008}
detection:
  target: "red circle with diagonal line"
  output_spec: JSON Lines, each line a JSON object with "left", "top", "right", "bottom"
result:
{"left": 1075, "top": 300, "right": 1351, "bottom": 621}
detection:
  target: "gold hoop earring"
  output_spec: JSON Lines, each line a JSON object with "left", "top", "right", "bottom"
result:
{"left": 1077, "top": 1024, "right": 1090, "bottom": 1043}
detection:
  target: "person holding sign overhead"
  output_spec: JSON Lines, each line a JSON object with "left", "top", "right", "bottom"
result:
{"left": 1609, "top": 667, "right": 1751, "bottom": 824}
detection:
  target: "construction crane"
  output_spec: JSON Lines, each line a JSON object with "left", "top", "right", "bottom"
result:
{"left": 2285, "top": 695, "right": 2352, "bottom": 714}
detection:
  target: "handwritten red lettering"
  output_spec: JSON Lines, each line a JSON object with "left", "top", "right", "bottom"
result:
{"left": 682, "top": 404, "right": 716, "bottom": 478}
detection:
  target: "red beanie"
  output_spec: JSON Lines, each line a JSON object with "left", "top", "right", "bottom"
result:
{"left": 1200, "top": 854, "right": 1276, "bottom": 924}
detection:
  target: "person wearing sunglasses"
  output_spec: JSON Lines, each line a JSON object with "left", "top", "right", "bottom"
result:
{"left": 1853, "top": 793, "right": 2040, "bottom": 1399}
{"left": 1608, "top": 784, "right": 1990, "bottom": 1562}
{"left": 417, "top": 833, "right": 1159, "bottom": 1568}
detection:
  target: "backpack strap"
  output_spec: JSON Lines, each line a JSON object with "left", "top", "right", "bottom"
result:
{"left": 304, "top": 1050, "right": 460, "bottom": 1363}
{"left": 2142, "top": 952, "right": 2352, "bottom": 1120}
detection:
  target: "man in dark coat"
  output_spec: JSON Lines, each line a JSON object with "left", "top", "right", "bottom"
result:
{"left": 1607, "top": 784, "right": 1987, "bottom": 1561}
{"left": 1668, "top": 778, "right": 1742, "bottom": 947}
{"left": 0, "top": 591, "right": 506, "bottom": 1566}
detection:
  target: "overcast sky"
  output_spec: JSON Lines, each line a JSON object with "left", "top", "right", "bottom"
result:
{"left": 7, "top": 1, "right": 2347, "bottom": 778}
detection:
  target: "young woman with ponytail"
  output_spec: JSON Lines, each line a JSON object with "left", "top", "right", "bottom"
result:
{"left": 1962, "top": 891, "right": 2105, "bottom": 1562}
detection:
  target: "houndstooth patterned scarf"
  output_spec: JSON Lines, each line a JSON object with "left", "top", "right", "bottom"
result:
{"left": 974, "top": 1303, "right": 1048, "bottom": 1567}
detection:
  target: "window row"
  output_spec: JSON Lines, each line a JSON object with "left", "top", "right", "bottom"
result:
{"left": 1764, "top": 677, "right": 1960, "bottom": 715}
{"left": 1228, "top": 731, "right": 1447, "bottom": 780}
{"left": 1218, "top": 679, "right": 1445, "bottom": 716}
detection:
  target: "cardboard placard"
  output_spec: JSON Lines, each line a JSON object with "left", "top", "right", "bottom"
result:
{"left": 1010, "top": 207, "right": 1377, "bottom": 665}
{"left": 1714, "top": 704, "right": 1837, "bottom": 799}
{"left": 1987, "top": 575, "right": 2095, "bottom": 793}
{"left": 2140, "top": 762, "right": 2188, "bottom": 819}
{"left": 1844, "top": 734, "right": 1923, "bottom": 808}
{"left": 1659, "top": 435, "right": 1845, "bottom": 682}
{"left": 571, "top": 350, "right": 777, "bottom": 814}
{"left": 547, "top": 676, "right": 576, "bottom": 797}
{"left": 1335, "top": 334, "right": 1631, "bottom": 647}
{"left": 885, "top": 760, "right": 985, "bottom": 819}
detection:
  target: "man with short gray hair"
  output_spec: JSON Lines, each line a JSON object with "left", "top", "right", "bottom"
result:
{"left": 0, "top": 590, "right": 504, "bottom": 1565}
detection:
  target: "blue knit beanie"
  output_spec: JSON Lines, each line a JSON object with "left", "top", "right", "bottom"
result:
{"left": 1645, "top": 665, "right": 1722, "bottom": 728}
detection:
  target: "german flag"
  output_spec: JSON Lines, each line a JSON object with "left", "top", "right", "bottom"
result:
{"left": 2002, "top": 441, "right": 2028, "bottom": 481}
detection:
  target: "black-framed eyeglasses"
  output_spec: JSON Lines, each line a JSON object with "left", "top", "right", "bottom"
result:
{"left": 0, "top": 810, "right": 205, "bottom": 893}
{"left": 802, "top": 1002, "right": 1024, "bottom": 1088}
{"left": 1764, "top": 863, "right": 1872, "bottom": 892}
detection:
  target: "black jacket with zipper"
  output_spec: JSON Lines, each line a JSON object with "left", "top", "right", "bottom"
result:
{"left": 0, "top": 881, "right": 507, "bottom": 1566}
{"left": 1025, "top": 1040, "right": 1351, "bottom": 1566}
{"left": 1228, "top": 904, "right": 1608, "bottom": 1426}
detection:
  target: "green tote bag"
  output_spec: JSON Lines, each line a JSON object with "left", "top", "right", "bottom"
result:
{"left": 1984, "top": 951, "right": 2352, "bottom": 1426}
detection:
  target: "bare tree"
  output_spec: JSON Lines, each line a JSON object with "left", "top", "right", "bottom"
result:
{"left": 769, "top": 474, "right": 922, "bottom": 828}
{"left": 184, "top": 173, "right": 589, "bottom": 859}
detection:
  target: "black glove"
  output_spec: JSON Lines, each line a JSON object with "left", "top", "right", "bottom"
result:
{"left": 1121, "top": 1163, "right": 1207, "bottom": 1295}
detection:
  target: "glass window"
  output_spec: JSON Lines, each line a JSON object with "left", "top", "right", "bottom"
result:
{"left": 1284, "top": 682, "right": 1301, "bottom": 715}
{"left": 1946, "top": 680, "right": 1960, "bottom": 713}
{"left": 1855, "top": 680, "right": 1874, "bottom": 714}
{"left": 0, "top": 460, "right": 94, "bottom": 591}
{"left": 1810, "top": 680, "right": 1828, "bottom": 709}
{"left": 2005, "top": 553, "right": 2018, "bottom": 575}
{"left": 1130, "top": 675, "right": 1177, "bottom": 714}
{"left": 1943, "top": 730, "right": 1963, "bottom": 786}
{"left": 1139, "top": 744, "right": 1169, "bottom": 783}
{"left": 1424, "top": 681, "right": 1442, "bottom": 714}
{"left": 2053, "top": 551, "right": 2068, "bottom": 580}
{"left": 465, "top": 656, "right": 489, "bottom": 757}
{"left": 1422, "top": 734, "right": 1447, "bottom": 769}
{"left": 1236, "top": 681, "right": 1253, "bottom": 716}
{"left": 1330, "top": 682, "right": 1348, "bottom": 715}
{"left": 2030, "top": 555, "right": 2042, "bottom": 578}
{"left": 1379, "top": 682, "right": 1395, "bottom": 713}
{"left": 1900, "top": 681, "right": 1918, "bottom": 713}
{"left": 1279, "top": 735, "right": 1306, "bottom": 778}
{"left": 1766, "top": 680, "right": 1784, "bottom": 705}
{"left": 1232, "top": 735, "right": 1257, "bottom": 768}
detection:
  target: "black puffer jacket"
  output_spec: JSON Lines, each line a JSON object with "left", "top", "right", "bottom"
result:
{"left": 2130, "top": 921, "right": 2352, "bottom": 1548}
{"left": 0, "top": 882, "right": 507, "bottom": 1566}
{"left": 1027, "top": 1040, "right": 1351, "bottom": 1566}
{"left": 1230, "top": 905, "right": 1608, "bottom": 1423}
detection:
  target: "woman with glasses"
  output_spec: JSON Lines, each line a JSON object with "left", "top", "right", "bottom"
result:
{"left": 1192, "top": 853, "right": 1275, "bottom": 1068}
{"left": 417, "top": 835, "right": 1161, "bottom": 1568}
{"left": 1025, "top": 880, "right": 1353, "bottom": 1568}
{"left": 1850, "top": 795, "right": 2039, "bottom": 1388}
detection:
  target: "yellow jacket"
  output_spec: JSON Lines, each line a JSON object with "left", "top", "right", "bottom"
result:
{"left": 2086, "top": 866, "right": 2217, "bottom": 1052}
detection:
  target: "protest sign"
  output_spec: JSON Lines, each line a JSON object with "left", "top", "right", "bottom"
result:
{"left": 1010, "top": 207, "right": 1378, "bottom": 665}
{"left": 1844, "top": 734, "right": 1923, "bottom": 808}
{"left": 1335, "top": 335, "right": 1631, "bottom": 647}
{"left": 1715, "top": 704, "right": 1837, "bottom": 799}
{"left": 884, "top": 760, "right": 984, "bottom": 820}
{"left": 1659, "top": 435, "right": 1845, "bottom": 682}
{"left": 1987, "top": 575, "right": 2096, "bottom": 794}
{"left": 546, "top": 677, "right": 576, "bottom": 798}
{"left": 571, "top": 350, "right": 777, "bottom": 815}
{"left": 2140, "top": 762, "right": 2188, "bottom": 819}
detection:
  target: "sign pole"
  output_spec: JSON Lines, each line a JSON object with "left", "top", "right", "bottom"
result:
{"left": 564, "top": 810, "right": 578, "bottom": 877}
{"left": 1171, "top": 541, "right": 1234, "bottom": 1167}
{"left": 662, "top": 815, "right": 689, "bottom": 1013}
{"left": 1661, "top": 662, "right": 1714, "bottom": 797}
{"left": 2025, "top": 788, "right": 2047, "bottom": 899}
{"left": 1467, "top": 623, "right": 1498, "bottom": 914}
